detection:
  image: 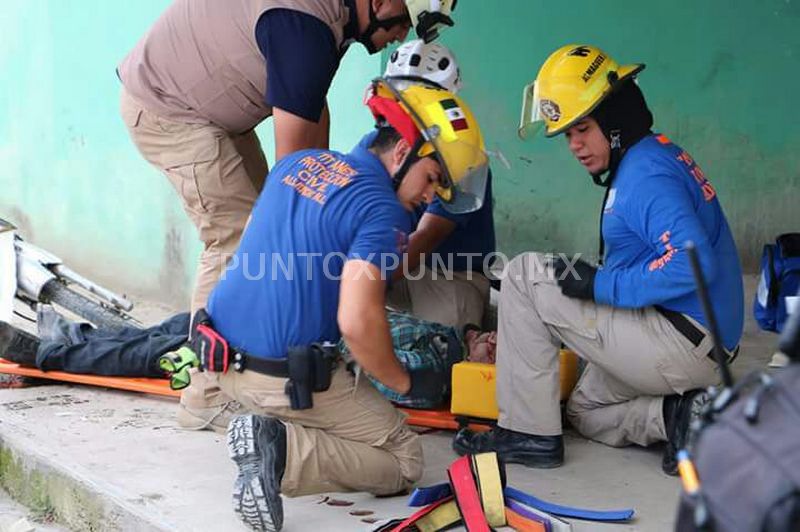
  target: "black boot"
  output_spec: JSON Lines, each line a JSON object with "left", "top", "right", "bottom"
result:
{"left": 0, "top": 322, "right": 40, "bottom": 367}
{"left": 452, "top": 426, "right": 564, "bottom": 468}
{"left": 662, "top": 389, "right": 709, "bottom": 476}
{"left": 227, "top": 415, "right": 287, "bottom": 532}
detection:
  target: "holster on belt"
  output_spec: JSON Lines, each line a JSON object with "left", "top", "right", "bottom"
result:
{"left": 189, "top": 309, "right": 231, "bottom": 373}
{"left": 285, "top": 342, "right": 337, "bottom": 410}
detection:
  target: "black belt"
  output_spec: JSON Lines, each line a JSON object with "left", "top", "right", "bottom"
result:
{"left": 655, "top": 306, "right": 738, "bottom": 364}
{"left": 231, "top": 349, "right": 289, "bottom": 378}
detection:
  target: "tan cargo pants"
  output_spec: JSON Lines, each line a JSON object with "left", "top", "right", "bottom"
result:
{"left": 211, "top": 364, "right": 423, "bottom": 497}
{"left": 120, "top": 88, "right": 268, "bottom": 312}
{"left": 496, "top": 253, "right": 721, "bottom": 447}
{"left": 120, "top": 88, "right": 268, "bottom": 429}
{"left": 387, "top": 269, "right": 491, "bottom": 330}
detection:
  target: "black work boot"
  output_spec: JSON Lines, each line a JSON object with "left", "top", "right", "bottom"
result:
{"left": 227, "top": 415, "right": 287, "bottom": 532}
{"left": 0, "top": 322, "right": 40, "bottom": 367}
{"left": 662, "top": 389, "right": 710, "bottom": 476}
{"left": 452, "top": 426, "right": 564, "bottom": 468}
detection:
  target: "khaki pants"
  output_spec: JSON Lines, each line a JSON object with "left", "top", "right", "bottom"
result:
{"left": 387, "top": 269, "right": 491, "bottom": 330}
{"left": 211, "top": 364, "right": 423, "bottom": 497}
{"left": 121, "top": 89, "right": 269, "bottom": 427}
{"left": 120, "top": 88, "right": 268, "bottom": 312}
{"left": 496, "top": 253, "right": 721, "bottom": 447}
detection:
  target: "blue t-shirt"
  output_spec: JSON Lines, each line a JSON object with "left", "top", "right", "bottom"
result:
{"left": 256, "top": 4, "right": 357, "bottom": 122}
{"left": 208, "top": 145, "right": 410, "bottom": 359}
{"left": 593, "top": 134, "right": 744, "bottom": 349}
{"left": 358, "top": 131, "right": 496, "bottom": 273}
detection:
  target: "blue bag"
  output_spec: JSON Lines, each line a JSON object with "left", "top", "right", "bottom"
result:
{"left": 754, "top": 233, "right": 800, "bottom": 333}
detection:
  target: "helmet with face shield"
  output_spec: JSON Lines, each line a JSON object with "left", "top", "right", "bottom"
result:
{"left": 518, "top": 44, "right": 645, "bottom": 139}
{"left": 365, "top": 77, "right": 488, "bottom": 214}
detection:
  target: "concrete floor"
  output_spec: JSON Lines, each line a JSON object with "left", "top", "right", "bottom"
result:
{"left": 0, "top": 385, "right": 684, "bottom": 532}
{"left": 0, "top": 276, "right": 781, "bottom": 531}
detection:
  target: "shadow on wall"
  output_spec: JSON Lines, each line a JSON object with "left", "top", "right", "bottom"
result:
{"left": 158, "top": 222, "right": 190, "bottom": 308}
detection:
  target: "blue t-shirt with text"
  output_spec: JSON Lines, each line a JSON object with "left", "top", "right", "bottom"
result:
{"left": 208, "top": 144, "right": 410, "bottom": 359}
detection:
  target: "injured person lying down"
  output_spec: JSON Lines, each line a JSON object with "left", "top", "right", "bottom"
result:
{"left": 0, "top": 306, "right": 497, "bottom": 409}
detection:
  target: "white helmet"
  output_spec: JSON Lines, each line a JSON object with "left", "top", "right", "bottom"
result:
{"left": 384, "top": 39, "right": 462, "bottom": 94}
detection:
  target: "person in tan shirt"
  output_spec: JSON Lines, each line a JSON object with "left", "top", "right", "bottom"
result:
{"left": 117, "top": 0, "right": 457, "bottom": 432}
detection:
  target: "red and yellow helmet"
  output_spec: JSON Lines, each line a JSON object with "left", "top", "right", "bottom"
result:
{"left": 365, "top": 77, "right": 488, "bottom": 214}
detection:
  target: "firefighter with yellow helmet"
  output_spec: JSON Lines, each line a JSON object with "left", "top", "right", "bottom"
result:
{"left": 454, "top": 44, "right": 744, "bottom": 477}
{"left": 196, "top": 78, "right": 486, "bottom": 531}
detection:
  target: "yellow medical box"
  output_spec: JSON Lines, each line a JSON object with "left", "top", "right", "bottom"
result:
{"left": 450, "top": 349, "right": 579, "bottom": 420}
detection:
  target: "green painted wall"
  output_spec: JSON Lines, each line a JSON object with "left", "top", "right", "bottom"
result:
{"left": 1, "top": 1, "right": 798, "bottom": 308}
{"left": 432, "top": 0, "right": 800, "bottom": 266}
{"left": 0, "top": 0, "right": 381, "bottom": 306}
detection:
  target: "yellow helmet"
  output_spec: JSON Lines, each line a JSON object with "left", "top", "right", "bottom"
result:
{"left": 366, "top": 77, "right": 488, "bottom": 214}
{"left": 519, "top": 44, "right": 645, "bottom": 138}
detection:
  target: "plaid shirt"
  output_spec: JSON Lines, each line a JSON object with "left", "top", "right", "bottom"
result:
{"left": 338, "top": 311, "right": 464, "bottom": 408}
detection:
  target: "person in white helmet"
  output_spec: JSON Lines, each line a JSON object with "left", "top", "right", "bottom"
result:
{"left": 374, "top": 39, "right": 496, "bottom": 332}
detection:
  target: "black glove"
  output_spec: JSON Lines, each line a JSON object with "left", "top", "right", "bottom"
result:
{"left": 407, "top": 367, "right": 447, "bottom": 401}
{"left": 552, "top": 257, "right": 597, "bottom": 301}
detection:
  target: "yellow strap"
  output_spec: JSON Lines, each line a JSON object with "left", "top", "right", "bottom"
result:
{"left": 416, "top": 500, "right": 461, "bottom": 532}
{"left": 472, "top": 452, "right": 506, "bottom": 527}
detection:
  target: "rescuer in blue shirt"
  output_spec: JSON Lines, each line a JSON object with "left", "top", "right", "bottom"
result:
{"left": 454, "top": 44, "right": 743, "bottom": 477}
{"left": 201, "top": 79, "right": 489, "bottom": 531}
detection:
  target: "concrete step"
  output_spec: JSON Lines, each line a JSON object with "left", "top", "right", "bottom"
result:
{"left": 0, "top": 385, "right": 434, "bottom": 531}
{"left": 0, "top": 383, "right": 687, "bottom": 531}
{"left": 0, "top": 487, "right": 66, "bottom": 532}
{"left": 0, "top": 275, "right": 779, "bottom": 531}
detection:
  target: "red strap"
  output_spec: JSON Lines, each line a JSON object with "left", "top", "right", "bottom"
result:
{"left": 448, "top": 455, "right": 490, "bottom": 532}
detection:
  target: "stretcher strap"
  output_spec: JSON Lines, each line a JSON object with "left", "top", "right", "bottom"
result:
{"left": 389, "top": 496, "right": 459, "bottom": 532}
{"left": 505, "top": 508, "right": 548, "bottom": 531}
{"left": 394, "top": 454, "right": 634, "bottom": 531}
{"left": 408, "top": 482, "right": 453, "bottom": 507}
{"left": 471, "top": 452, "right": 506, "bottom": 527}
{"left": 505, "top": 486, "right": 634, "bottom": 522}
{"left": 411, "top": 483, "right": 634, "bottom": 523}
{"left": 505, "top": 500, "right": 551, "bottom": 532}
{"left": 416, "top": 500, "right": 461, "bottom": 532}
{"left": 447, "top": 455, "right": 490, "bottom": 532}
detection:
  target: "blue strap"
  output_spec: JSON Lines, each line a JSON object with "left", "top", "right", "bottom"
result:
{"left": 410, "top": 484, "right": 634, "bottom": 522}
{"left": 408, "top": 482, "right": 453, "bottom": 507}
{"left": 505, "top": 486, "right": 634, "bottom": 522}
